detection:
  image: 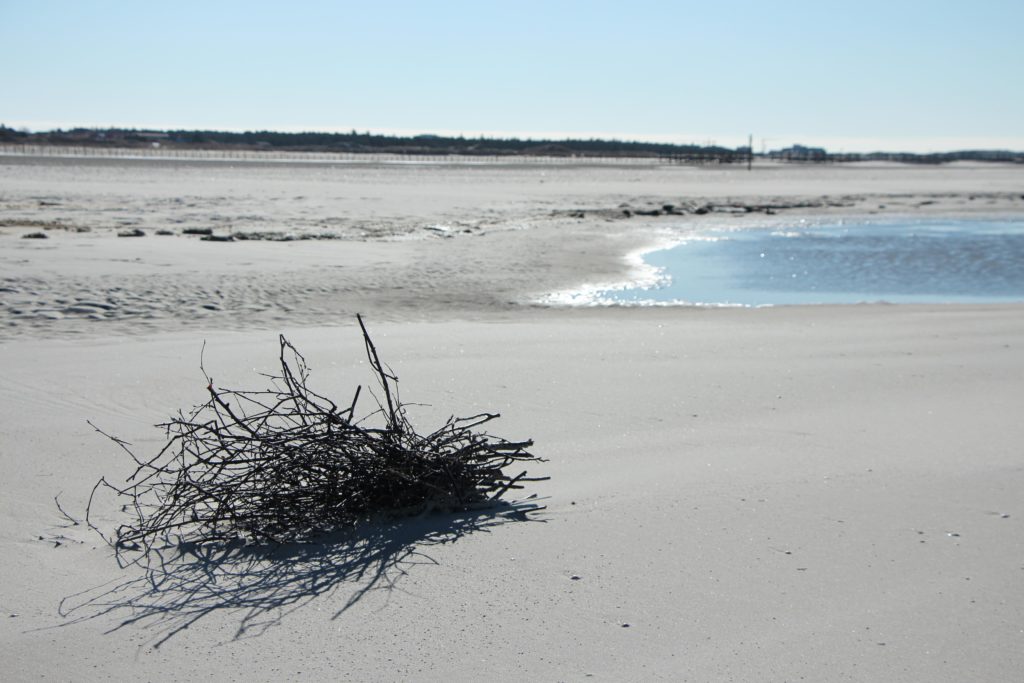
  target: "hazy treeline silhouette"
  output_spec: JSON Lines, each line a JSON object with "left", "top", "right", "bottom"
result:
{"left": 0, "top": 125, "right": 741, "bottom": 159}
{"left": 1, "top": 126, "right": 1021, "bottom": 164}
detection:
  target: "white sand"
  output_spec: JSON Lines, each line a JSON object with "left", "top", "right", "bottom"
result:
{"left": 1, "top": 157, "right": 1023, "bottom": 680}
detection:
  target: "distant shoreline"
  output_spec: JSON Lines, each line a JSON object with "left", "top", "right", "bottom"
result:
{"left": 3, "top": 124, "right": 1024, "bottom": 164}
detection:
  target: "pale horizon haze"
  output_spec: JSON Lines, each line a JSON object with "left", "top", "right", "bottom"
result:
{"left": 2, "top": 0, "right": 1022, "bottom": 153}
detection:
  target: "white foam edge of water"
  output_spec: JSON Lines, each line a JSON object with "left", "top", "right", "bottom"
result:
{"left": 538, "top": 231, "right": 766, "bottom": 308}
{"left": 552, "top": 215, "right": 1024, "bottom": 309}
{"left": 537, "top": 213, "right": 1004, "bottom": 308}
{"left": 540, "top": 230, "right": 681, "bottom": 307}
{"left": 539, "top": 217, "right": 818, "bottom": 308}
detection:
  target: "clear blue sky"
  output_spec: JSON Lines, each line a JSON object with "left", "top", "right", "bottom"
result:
{"left": 2, "top": 1, "right": 1022, "bottom": 152}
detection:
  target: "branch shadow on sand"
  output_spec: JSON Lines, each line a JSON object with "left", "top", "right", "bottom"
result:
{"left": 58, "top": 503, "right": 543, "bottom": 648}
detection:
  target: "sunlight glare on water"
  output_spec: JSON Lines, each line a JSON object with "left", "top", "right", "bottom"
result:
{"left": 605, "top": 219, "right": 1024, "bottom": 306}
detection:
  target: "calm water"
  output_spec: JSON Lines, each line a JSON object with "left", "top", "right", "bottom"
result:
{"left": 606, "top": 218, "right": 1024, "bottom": 306}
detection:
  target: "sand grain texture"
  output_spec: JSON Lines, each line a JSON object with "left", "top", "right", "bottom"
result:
{"left": 1, "top": 157, "right": 1023, "bottom": 681}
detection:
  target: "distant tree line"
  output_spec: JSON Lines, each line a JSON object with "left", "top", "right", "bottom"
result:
{"left": 1, "top": 125, "right": 1021, "bottom": 164}
{"left": 0, "top": 125, "right": 743, "bottom": 160}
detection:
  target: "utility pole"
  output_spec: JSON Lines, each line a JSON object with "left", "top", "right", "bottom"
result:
{"left": 747, "top": 133, "right": 753, "bottom": 171}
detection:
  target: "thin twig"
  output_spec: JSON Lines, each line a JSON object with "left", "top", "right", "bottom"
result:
{"left": 85, "top": 317, "right": 545, "bottom": 560}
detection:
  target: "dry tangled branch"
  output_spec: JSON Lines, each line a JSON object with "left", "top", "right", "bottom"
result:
{"left": 88, "top": 315, "right": 545, "bottom": 558}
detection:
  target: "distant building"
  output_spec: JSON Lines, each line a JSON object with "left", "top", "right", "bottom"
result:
{"left": 771, "top": 144, "right": 828, "bottom": 161}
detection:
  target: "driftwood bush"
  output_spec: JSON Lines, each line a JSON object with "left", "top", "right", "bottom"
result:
{"left": 89, "top": 316, "right": 545, "bottom": 558}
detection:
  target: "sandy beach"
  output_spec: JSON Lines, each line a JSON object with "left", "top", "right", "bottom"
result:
{"left": 2, "top": 156, "right": 1023, "bottom": 681}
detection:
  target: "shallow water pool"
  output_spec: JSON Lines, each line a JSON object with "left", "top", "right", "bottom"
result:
{"left": 605, "top": 218, "right": 1024, "bottom": 306}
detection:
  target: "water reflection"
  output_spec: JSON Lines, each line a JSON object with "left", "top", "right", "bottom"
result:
{"left": 607, "top": 219, "right": 1024, "bottom": 305}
